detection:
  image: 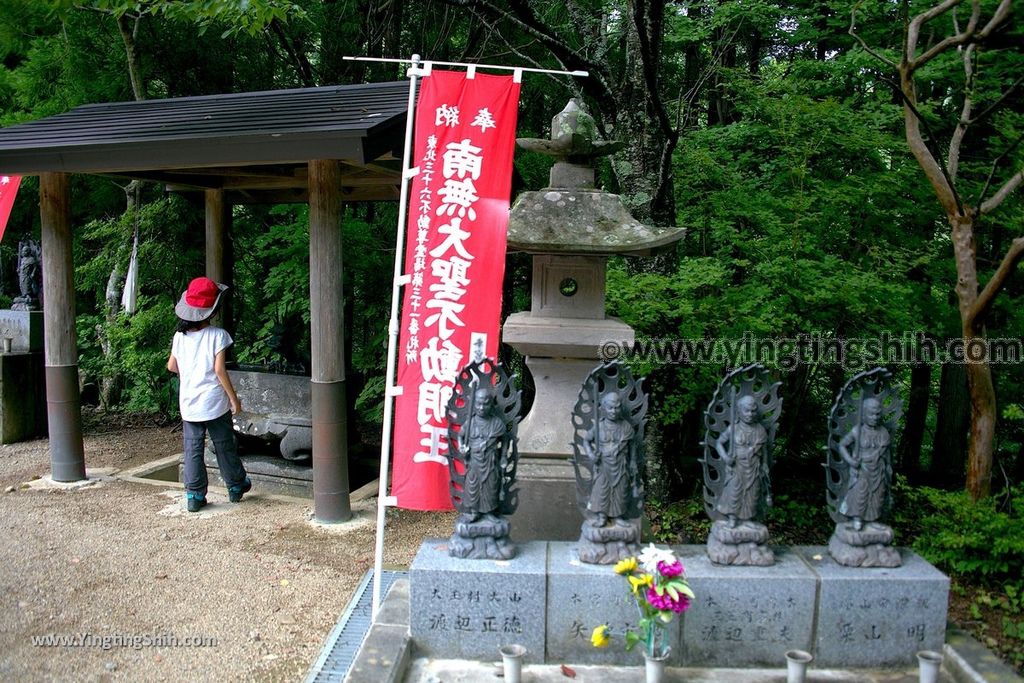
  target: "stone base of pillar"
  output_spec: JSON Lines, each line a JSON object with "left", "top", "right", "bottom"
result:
{"left": 45, "top": 364, "right": 85, "bottom": 482}
{"left": 312, "top": 379, "right": 350, "bottom": 523}
{"left": 507, "top": 457, "right": 582, "bottom": 541}
{"left": 503, "top": 312, "right": 635, "bottom": 458}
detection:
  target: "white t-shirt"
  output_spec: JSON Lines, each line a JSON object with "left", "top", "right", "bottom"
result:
{"left": 172, "top": 326, "right": 233, "bottom": 422}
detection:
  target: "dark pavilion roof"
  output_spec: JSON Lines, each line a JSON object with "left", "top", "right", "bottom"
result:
{"left": 0, "top": 80, "right": 409, "bottom": 203}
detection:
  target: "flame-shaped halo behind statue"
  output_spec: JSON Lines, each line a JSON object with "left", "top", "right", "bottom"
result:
{"left": 701, "top": 363, "right": 782, "bottom": 523}
{"left": 447, "top": 358, "right": 521, "bottom": 517}
{"left": 826, "top": 367, "right": 903, "bottom": 524}
{"left": 570, "top": 361, "right": 648, "bottom": 521}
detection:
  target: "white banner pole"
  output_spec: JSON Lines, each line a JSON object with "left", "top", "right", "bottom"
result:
{"left": 370, "top": 53, "right": 427, "bottom": 618}
{"left": 353, "top": 53, "right": 588, "bottom": 618}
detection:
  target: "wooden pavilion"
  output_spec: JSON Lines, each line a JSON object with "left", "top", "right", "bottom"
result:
{"left": 0, "top": 81, "right": 409, "bottom": 522}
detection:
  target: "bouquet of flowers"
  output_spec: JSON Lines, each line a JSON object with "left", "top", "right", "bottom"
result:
{"left": 591, "top": 544, "right": 694, "bottom": 659}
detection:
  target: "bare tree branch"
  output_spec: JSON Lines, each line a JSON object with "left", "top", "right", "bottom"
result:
{"left": 674, "top": 22, "right": 743, "bottom": 132}
{"left": 465, "top": 8, "right": 577, "bottom": 94}
{"left": 910, "top": 0, "right": 1011, "bottom": 68}
{"left": 977, "top": 132, "right": 1024, "bottom": 209}
{"left": 270, "top": 19, "right": 315, "bottom": 87}
{"left": 970, "top": 73, "right": 1024, "bottom": 126}
{"left": 912, "top": 0, "right": 979, "bottom": 68}
{"left": 967, "top": 236, "right": 1024, "bottom": 328}
{"left": 443, "top": 0, "right": 614, "bottom": 102}
{"left": 905, "top": 0, "right": 962, "bottom": 67}
{"left": 977, "top": 0, "right": 1014, "bottom": 39}
{"left": 980, "top": 166, "right": 1024, "bottom": 215}
{"left": 947, "top": 42, "right": 974, "bottom": 181}
{"left": 892, "top": 67, "right": 965, "bottom": 216}
{"left": 116, "top": 14, "right": 145, "bottom": 101}
{"left": 849, "top": 1, "right": 897, "bottom": 69}
{"left": 630, "top": 0, "right": 676, "bottom": 142}
{"left": 850, "top": 0, "right": 966, "bottom": 208}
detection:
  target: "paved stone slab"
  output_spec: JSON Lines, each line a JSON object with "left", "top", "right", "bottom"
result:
{"left": 344, "top": 623, "right": 411, "bottom": 683}
{"left": 403, "top": 658, "right": 956, "bottom": 682}
{"left": 678, "top": 545, "right": 817, "bottom": 667}
{"left": 546, "top": 541, "right": 682, "bottom": 665}
{"left": 796, "top": 546, "right": 949, "bottom": 667}
{"left": 410, "top": 539, "right": 546, "bottom": 663}
{"left": 377, "top": 579, "right": 410, "bottom": 627}
{"left": 945, "top": 627, "right": 1024, "bottom": 683}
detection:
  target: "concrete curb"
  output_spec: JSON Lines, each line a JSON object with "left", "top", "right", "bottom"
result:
{"left": 344, "top": 580, "right": 411, "bottom": 683}
{"left": 339, "top": 581, "right": 1023, "bottom": 683}
{"left": 945, "top": 627, "right": 1023, "bottom": 683}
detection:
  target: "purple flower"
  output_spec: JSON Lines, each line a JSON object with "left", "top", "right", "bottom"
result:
{"left": 646, "top": 587, "right": 692, "bottom": 614}
{"left": 657, "top": 560, "right": 683, "bottom": 578}
{"left": 645, "top": 586, "right": 670, "bottom": 610}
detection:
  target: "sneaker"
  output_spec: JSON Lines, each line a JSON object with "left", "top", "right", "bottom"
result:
{"left": 186, "top": 492, "right": 207, "bottom": 513}
{"left": 228, "top": 477, "right": 252, "bottom": 503}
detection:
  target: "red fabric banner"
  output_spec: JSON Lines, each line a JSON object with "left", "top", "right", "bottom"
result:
{"left": 391, "top": 70, "right": 521, "bottom": 510}
{"left": 0, "top": 175, "right": 22, "bottom": 242}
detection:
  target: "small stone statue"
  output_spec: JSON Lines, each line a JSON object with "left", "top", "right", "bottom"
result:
{"left": 446, "top": 358, "right": 521, "bottom": 560}
{"left": 826, "top": 368, "right": 903, "bottom": 567}
{"left": 701, "top": 364, "right": 781, "bottom": 566}
{"left": 12, "top": 239, "right": 42, "bottom": 311}
{"left": 571, "top": 362, "right": 647, "bottom": 564}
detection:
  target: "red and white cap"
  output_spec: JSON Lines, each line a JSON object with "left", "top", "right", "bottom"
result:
{"left": 174, "top": 276, "right": 227, "bottom": 322}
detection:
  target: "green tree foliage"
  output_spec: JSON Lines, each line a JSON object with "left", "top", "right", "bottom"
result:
{"left": 1, "top": 0, "right": 1021, "bottom": 669}
{"left": 0, "top": 0, "right": 1020, "bottom": 487}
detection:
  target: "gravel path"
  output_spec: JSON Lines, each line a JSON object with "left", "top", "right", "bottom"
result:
{"left": 0, "top": 415, "right": 454, "bottom": 682}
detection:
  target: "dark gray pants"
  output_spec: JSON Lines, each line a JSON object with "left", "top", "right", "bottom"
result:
{"left": 182, "top": 411, "right": 246, "bottom": 496}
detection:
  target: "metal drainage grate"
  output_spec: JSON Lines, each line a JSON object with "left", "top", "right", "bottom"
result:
{"left": 306, "top": 569, "right": 406, "bottom": 683}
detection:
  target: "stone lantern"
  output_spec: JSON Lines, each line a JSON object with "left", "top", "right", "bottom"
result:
{"left": 503, "top": 99, "right": 684, "bottom": 540}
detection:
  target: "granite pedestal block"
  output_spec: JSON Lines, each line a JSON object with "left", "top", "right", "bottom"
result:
{"left": 0, "top": 351, "right": 46, "bottom": 443}
{"left": 410, "top": 539, "right": 547, "bottom": 663}
{"left": 795, "top": 546, "right": 949, "bottom": 667}
{"left": 678, "top": 545, "right": 817, "bottom": 666}
{"left": 546, "top": 542, "right": 681, "bottom": 665}
{"left": 0, "top": 310, "right": 43, "bottom": 353}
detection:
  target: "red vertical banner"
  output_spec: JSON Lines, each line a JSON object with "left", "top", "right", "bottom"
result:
{"left": 0, "top": 175, "right": 22, "bottom": 242}
{"left": 391, "top": 70, "right": 521, "bottom": 510}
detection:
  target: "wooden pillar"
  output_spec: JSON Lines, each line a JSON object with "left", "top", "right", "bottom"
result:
{"left": 40, "top": 172, "right": 85, "bottom": 481}
{"left": 308, "top": 159, "right": 351, "bottom": 522}
{"left": 204, "top": 189, "right": 233, "bottom": 333}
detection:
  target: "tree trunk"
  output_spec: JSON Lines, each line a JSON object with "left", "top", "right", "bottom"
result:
{"left": 931, "top": 361, "right": 970, "bottom": 488}
{"left": 778, "top": 362, "right": 814, "bottom": 461}
{"left": 887, "top": 1, "right": 1019, "bottom": 499}
{"left": 963, "top": 344, "right": 997, "bottom": 499}
{"left": 951, "top": 213, "right": 996, "bottom": 499}
{"left": 898, "top": 362, "right": 931, "bottom": 482}
{"left": 611, "top": 0, "right": 676, "bottom": 226}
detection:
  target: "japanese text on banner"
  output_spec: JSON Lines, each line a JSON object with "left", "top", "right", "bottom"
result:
{"left": 391, "top": 70, "right": 520, "bottom": 511}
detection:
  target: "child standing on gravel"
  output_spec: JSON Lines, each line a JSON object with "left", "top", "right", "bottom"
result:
{"left": 167, "top": 276, "right": 251, "bottom": 512}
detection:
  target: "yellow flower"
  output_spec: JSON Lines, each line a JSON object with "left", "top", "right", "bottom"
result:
{"left": 628, "top": 573, "right": 654, "bottom": 595}
{"left": 591, "top": 624, "right": 610, "bottom": 648}
{"left": 613, "top": 557, "right": 638, "bottom": 575}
